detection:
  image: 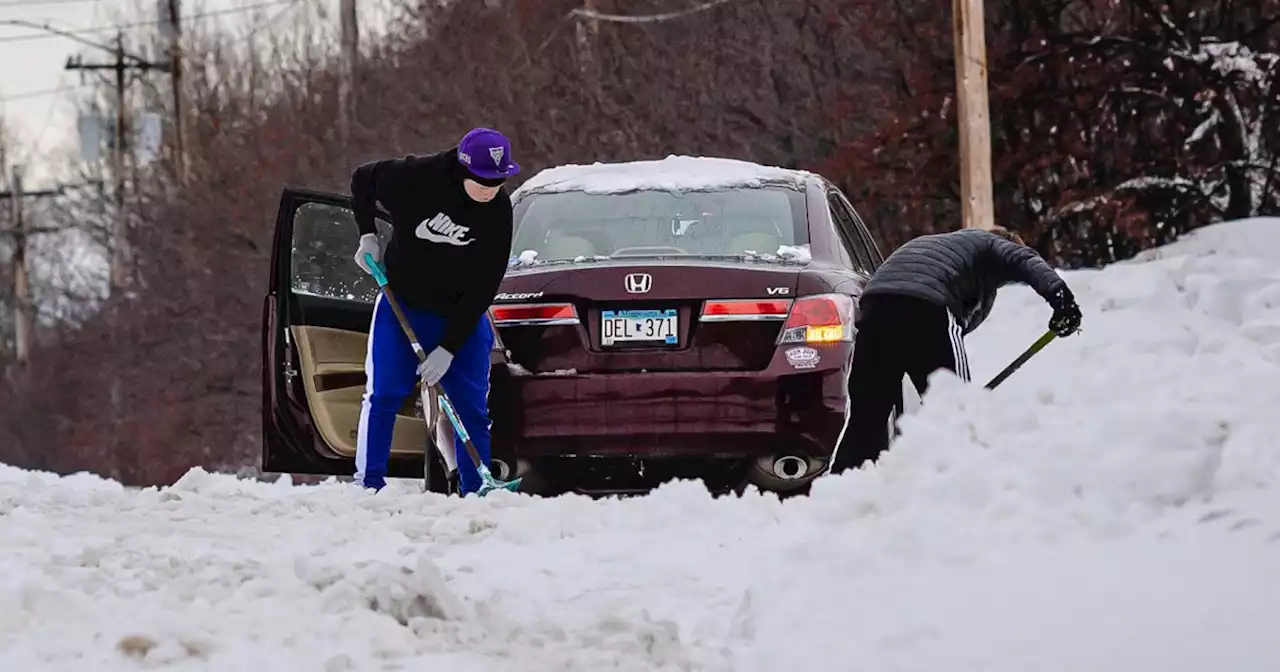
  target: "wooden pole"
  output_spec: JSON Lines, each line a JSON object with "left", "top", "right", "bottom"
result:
{"left": 338, "top": 0, "right": 358, "bottom": 148}
{"left": 952, "top": 0, "right": 995, "bottom": 230}
{"left": 166, "top": 0, "right": 187, "bottom": 184}
{"left": 2, "top": 165, "right": 76, "bottom": 365}
{"left": 577, "top": 0, "right": 599, "bottom": 77}
{"left": 64, "top": 32, "right": 169, "bottom": 289}
{"left": 9, "top": 164, "right": 30, "bottom": 364}
{"left": 111, "top": 31, "right": 130, "bottom": 290}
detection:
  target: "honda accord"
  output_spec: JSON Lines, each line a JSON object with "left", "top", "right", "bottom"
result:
{"left": 261, "top": 155, "right": 885, "bottom": 497}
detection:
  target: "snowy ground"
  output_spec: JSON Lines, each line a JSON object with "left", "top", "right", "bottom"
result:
{"left": 3, "top": 218, "right": 1280, "bottom": 671}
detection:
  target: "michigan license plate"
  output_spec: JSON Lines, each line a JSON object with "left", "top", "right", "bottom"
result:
{"left": 601, "top": 309, "right": 679, "bottom": 346}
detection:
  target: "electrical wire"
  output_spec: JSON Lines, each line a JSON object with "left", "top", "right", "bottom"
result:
{"left": 21, "top": 74, "right": 74, "bottom": 166}
{"left": 0, "top": 0, "right": 98, "bottom": 7}
{"left": 0, "top": 82, "right": 88, "bottom": 102}
{"left": 1, "top": 74, "right": 76, "bottom": 168}
{"left": 226, "top": 0, "right": 305, "bottom": 47}
{"left": 0, "top": 0, "right": 294, "bottom": 44}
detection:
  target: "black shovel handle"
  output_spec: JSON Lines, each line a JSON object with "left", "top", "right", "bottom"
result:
{"left": 984, "top": 330, "right": 1056, "bottom": 390}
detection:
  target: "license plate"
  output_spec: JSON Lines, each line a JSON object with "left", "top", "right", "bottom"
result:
{"left": 600, "top": 309, "right": 679, "bottom": 346}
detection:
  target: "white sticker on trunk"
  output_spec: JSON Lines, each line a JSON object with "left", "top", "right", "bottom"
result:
{"left": 785, "top": 347, "right": 820, "bottom": 369}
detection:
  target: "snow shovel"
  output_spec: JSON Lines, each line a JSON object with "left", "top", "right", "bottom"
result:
{"left": 363, "top": 254, "right": 522, "bottom": 496}
{"left": 984, "top": 330, "right": 1056, "bottom": 390}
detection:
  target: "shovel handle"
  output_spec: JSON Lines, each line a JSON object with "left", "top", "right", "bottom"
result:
{"left": 364, "top": 252, "right": 389, "bottom": 287}
{"left": 362, "top": 252, "right": 489, "bottom": 472}
{"left": 984, "top": 330, "right": 1056, "bottom": 390}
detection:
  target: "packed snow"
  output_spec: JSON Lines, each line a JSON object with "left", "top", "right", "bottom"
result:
{"left": 512, "top": 155, "right": 814, "bottom": 196}
{"left": 3, "top": 218, "right": 1280, "bottom": 670}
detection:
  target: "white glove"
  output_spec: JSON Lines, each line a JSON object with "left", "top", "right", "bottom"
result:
{"left": 416, "top": 347, "right": 454, "bottom": 387}
{"left": 354, "top": 233, "right": 381, "bottom": 274}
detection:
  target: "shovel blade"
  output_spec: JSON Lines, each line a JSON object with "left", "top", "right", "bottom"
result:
{"left": 477, "top": 476, "right": 523, "bottom": 497}
{"left": 473, "top": 463, "right": 522, "bottom": 497}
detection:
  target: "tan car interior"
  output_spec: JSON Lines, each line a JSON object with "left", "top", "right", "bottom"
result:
{"left": 289, "top": 325, "right": 428, "bottom": 458}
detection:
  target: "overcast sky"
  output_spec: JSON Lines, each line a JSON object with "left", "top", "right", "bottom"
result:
{"left": 0, "top": 0, "right": 391, "bottom": 188}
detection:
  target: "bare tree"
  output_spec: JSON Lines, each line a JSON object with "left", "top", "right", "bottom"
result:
{"left": 1, "top": 0, "right": 1274, "bottom": 484}
{"left": 829, "top": 0, "right": 1279, "bottom": 264}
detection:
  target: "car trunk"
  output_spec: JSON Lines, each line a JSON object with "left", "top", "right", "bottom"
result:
{"left": 491, "top": 260, "right": 800, "bottom": 374}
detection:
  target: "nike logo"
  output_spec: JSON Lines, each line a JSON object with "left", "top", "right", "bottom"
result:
{"left": 415, "top": 213, "right": 473, "bottom": 246}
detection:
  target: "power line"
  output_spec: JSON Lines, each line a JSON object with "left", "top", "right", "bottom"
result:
{"left": 227, "top": 0, "right": 304, "bottom": 46}
{"left": 26, "top": 76, "right": 75, "bottom": 163}
{"left": 0, "top": 82, "right": 89, "bottom": 102}
{"left": 0, "top": 0, "right": 293, "bottom": 44}
{"left": 0, "top": 0, "right": 97, "bottom": 7}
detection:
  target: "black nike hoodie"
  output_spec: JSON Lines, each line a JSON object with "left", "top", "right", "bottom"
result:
{"left": 350, "top": 148, "right": 513, "bottom": 355}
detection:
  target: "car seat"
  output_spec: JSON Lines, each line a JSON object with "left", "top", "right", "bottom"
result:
{"left": 541, "top": 234, "right": 597, "bottom": 260}
{"left": 728, "top": 232, "right": 781, "bottom": 256}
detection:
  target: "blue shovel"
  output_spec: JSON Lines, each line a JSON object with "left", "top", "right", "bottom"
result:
{"left": 363, "top": 253, "right": 521, "bottom": 496}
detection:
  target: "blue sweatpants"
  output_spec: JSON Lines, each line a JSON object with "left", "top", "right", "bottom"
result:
{"left": 354, "top": 293, "right": 495, "bottom": 494}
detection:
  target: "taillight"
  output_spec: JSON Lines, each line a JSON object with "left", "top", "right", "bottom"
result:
{"left": 488, "top": 303, "right": 580, "bottom": 326}
{"left": 777, "top": 293, "right": 855, "bottom": 344}
{"left": 699, "top": 299, "right": 792, "bottom": 322}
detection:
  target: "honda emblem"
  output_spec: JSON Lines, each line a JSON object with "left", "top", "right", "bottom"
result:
{"left": 624, "top": 273, "right": 652, "bottom": 294}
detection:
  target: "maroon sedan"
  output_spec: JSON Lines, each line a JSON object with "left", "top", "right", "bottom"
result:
{"left": 262, "top": 156, "right": 885, "bottom": 496}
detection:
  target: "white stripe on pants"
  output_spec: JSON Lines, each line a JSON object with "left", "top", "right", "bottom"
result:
{"left": 353, "top": 293, "right": 386, "bottom": 484}
{"left": 945, "top": 309, "right": 971, "bottom": 382}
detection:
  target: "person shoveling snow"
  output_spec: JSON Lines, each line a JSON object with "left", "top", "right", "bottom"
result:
{"left": 348, "top": 128, "right": 521, "bottom": 495}
{"left": 829, "top": 226, "right": 1083, "bottom": 474}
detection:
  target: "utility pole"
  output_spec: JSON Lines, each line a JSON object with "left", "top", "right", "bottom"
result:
{"left": 112, "top": 32, "right": 128, "bottom": 290}
{"left": 7, "top": 165, "right": 28, "bottom": 364}
{"left": 65, "top": 31, "right": 168, "bottom": 292}
{"left": 338, "top": 0, "right": 357, "bottom": 148}
{"left": 6, "top": 19, "right": 184, "bottom": 183}
{"left": 0, "top": 166, "right": 69, "bottom": 365}
{"left": 163, "top": 0, "right": 187, "bottom": 184}
{"left": 952, "top": 0, "right": 995, "bottom": 230}
{"left": 576, "top": 0, "right": 600, "bottom": 87}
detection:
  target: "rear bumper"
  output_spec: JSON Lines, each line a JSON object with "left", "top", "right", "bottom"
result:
{"left": 486, "top": 348, "right": 851, "bottom": 494}
{"left": 491, "top": 367, "right": 848, "bottom": 454}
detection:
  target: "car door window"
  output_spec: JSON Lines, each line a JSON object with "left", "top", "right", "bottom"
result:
{"left": 837, "top": 193, "right": 884, "bottom": 268}
{"left": 854, "top": 217, "right": 884, "bottom": 268}
{"left": 823, "top": 200, "right": 857, "bottom": 269}
{"left": 291, "top": 202, "right": 392, "bottom": 303}
{"left": 826, "top": 192, "right": 873, "bottom": 273}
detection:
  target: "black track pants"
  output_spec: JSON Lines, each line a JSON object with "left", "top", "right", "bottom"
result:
{"left": 830, "top": 294, "right": 971, "bottom": 474}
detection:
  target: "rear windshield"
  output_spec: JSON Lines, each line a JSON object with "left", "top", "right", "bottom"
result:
{"left": 510, "top": 186, "right": 808, "bottom": 264}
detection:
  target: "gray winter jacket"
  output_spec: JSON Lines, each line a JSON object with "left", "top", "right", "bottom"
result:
{"left": 861, "top": 228, "right": 1069, "bottom": 334}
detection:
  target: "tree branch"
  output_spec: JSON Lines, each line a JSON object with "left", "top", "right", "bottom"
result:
{"left": 1043, "top": 175, "right": 1201, "bottom": 224}
{"left": 571, "top": 0, "right": 739, "bottom": 24}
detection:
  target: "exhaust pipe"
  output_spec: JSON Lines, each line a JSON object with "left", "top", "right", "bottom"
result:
{"left": 772, "top": 455, "right": 809, "bottom": 480}
{"left": 490, "top": 458, "right": 513, "bottom": 481}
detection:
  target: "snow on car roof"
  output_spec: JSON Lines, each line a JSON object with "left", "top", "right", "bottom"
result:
{"left": 512, "top": 155, "right": 816, "bottom": 197}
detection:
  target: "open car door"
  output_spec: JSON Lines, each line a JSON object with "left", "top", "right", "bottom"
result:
{"left": 260, "top": 188, "right": 459, "bottom": 489}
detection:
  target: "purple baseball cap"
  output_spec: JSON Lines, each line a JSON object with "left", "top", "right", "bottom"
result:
{"left": 456, "top": 127, "right": 520, "bottom": 180}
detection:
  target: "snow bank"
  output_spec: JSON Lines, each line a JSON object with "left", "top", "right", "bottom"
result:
{"left": 3, "top": 218, "right": 1280, "bottom": 670}
{"left": 1132, "top": 216, "right": 1280, "bottom": 264}
{"left": 512, "top": 155, "right": 814, "bottom": 196}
